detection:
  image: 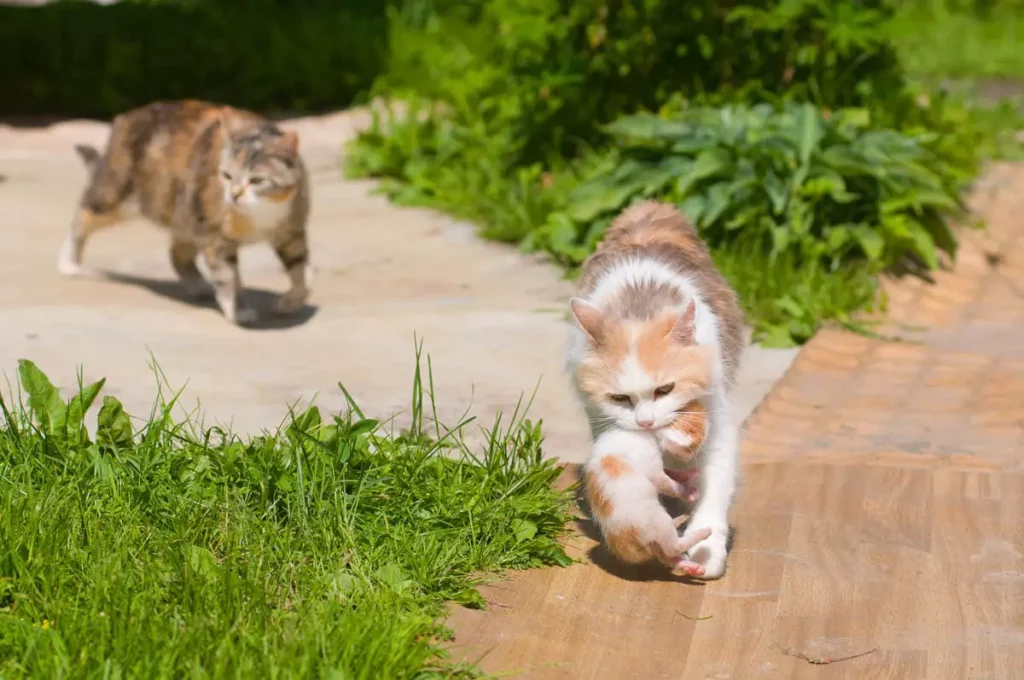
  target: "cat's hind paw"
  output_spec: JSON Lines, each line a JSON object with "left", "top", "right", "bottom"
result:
{"left": 272, "top": 290, "right": 308, "bottom": 315}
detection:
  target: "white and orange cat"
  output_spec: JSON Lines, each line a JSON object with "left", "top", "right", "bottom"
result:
{"left": 567, "top": 200, "right": 745, "bottom": 579}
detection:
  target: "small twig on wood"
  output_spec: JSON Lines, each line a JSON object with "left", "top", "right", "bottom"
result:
{"left": 771, "top": 643, "right": 878, "bottom": 665}
{"left": 677, "top": 611, "right": 713, "bottom": 621}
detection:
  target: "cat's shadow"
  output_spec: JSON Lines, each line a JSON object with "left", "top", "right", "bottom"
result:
{"left": 100, "top": 270, "right": 318, "bottom": 330}
{"left": 570, "top": 466, "right": 735, "bottom": 585}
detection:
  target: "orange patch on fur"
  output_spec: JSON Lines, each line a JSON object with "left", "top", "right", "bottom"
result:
{"left": 584, "top": 471, "right": 614, "bottom": 518}
{"left": 604, "top": 526, "right": 650, "bottom": 564}
{"left": 223, "top": 209, "right": 255, "bottom": 240}
{"left": 265, "top": 186, "right": 296, "bottom": 204}
{"left": 670, "top": 400, "right": 707, "bottom": 447}
{"left": 600, "top": 455, "right": 631, "bottom": 479}
{"left": 576, "top": 319, "right": 632, "bottom": 399}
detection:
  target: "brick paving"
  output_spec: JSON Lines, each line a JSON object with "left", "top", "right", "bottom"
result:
{"left": 743, "top": 162, "right": 1024, "bottom": 472}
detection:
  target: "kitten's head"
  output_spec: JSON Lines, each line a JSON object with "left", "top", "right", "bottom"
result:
{"left": 217, "top": 112, "right": 301, "bottom": 211}
{"left": 571, "top": 298, "right": 715, "bottom": 432}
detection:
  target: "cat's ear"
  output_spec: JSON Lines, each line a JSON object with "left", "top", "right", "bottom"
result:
{"left": 570, "top": 298, "right": 605, "bottom": 344}
{"left": 278, "top": 130, "right": 300, "bottom": 162}
{"left": 666, "top": 300, "right": 697, "bottom": 344}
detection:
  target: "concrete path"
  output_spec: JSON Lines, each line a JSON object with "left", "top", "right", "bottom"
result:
{"left": 0, "top": 110, "right": 796, "bottom": 463}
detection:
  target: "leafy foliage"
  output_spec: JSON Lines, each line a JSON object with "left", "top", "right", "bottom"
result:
{"left": 347, "top": 0, "right": 1005, "bottom": 346}
{"left": 530, "top": 102, "right": 965, "bottom": 273}
{"left": 0, "top": 0, "right": 390, "bottom": 118}
{"left": 379, "top": 0, "right": 906, "bottom": 164}
{"left": 0, "top": 355, "right": 573, "bottom": 678}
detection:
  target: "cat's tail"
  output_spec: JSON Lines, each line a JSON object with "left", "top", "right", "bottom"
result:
{"left": 73, "top": 144, "right": 101, "bottom": 172}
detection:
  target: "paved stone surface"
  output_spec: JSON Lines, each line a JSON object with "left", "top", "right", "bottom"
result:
{"left": 445, "top": 163, "right": 1024, "bottom": 678}
{"left": 0, "top": 110, "right": 794, "bottom": 462}
{"left": 743, "top": 162, "right": 1024, "bottom": 471}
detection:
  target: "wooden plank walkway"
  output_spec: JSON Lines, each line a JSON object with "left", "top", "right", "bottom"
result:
{"left": 446, "top": 164, "right": 1024, "bottom": 679}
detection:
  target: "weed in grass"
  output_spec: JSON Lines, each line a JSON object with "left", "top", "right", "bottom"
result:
{"left": 0, "top": 346, "right": 573, "bottom": 678}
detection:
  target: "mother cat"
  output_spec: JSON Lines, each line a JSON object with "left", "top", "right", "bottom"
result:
{"left": 566, "top": 200, "right": 745, "bottom": 579}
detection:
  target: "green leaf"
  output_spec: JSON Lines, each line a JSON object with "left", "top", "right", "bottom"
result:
{"left": 677, "top": 195, "right": 706, "bottom": 223}
{"left": 511, "top": 518, "right": 538, "bottom": 543}
{"left": 349, "top": 418, "right": 380, "bottom": 437}
{"left": 97, "top": 396, "right": 133, "bottom": 449}
{"left": 377, "top": 564, "right": 412, "bottom": 595}
{"left": 853, "top": 225, "right": 885, "bottom": 262}
{"left": 66, "top": 379, "right": 105, "bottom": 436}
{"left": 794, "top": 102, "right": 824, "bottom": 166}
{"left": 17, "top": 360, "right": 65, "bottom": 434}
{"left": 905, "top": 222, "right": 939, "bottom": 269}
{"left": 699, "top": 182, "right": 733, "bottom": 227}
{"left": 763, "top": 171, "right": 787, "bottom": 215}
{"left": 603, "top": 114, "right": 692, "bottom": 143}
{"left": 291, "top": 405, "right": 323, "bottom": 433}
{"left": 185, "top": 545, "right": 220, "bottom": 581}
{"left": 451, "top": 587, "right": 487, "bottom": 610}
{"left": 676, "top": 148, "right": 733, "bottom": 196}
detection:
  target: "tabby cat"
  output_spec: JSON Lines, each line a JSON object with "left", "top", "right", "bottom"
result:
{"left": 58, "top": 100, "right": 311, "bottom": 325}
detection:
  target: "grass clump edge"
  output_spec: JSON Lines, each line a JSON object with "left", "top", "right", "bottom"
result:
{"left": 0, "top": 346, "right": 574, "bottom": 678}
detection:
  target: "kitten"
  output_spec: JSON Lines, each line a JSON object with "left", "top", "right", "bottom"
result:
{"left": 58, "top": 99, "right": 312, "bottom": 326}
{"left": 585, "top": 428, "right": 712, "bottom": 575}
{"left": 566, "top": 200, "right": 745, "bottom": 579}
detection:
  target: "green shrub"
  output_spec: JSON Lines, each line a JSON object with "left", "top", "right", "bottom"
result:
{"left": 0, "top": 0, "right": 390, "bottom": 118}
{"left": 378, "top": 0, "right": 907, "bottom": 164}
{"left": 530, "top": 102, "right": 965, "bottom": 272}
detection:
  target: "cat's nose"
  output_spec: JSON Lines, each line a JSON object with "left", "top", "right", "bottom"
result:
{"left": 231, "top": 189, "right": 244, "bottom": 202}
{"left": 636, "top": 418, "right": 654, "bottom": 429}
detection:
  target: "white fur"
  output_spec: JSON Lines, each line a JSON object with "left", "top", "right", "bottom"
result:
{"left": 566, "top": 256, "right": 739, "bottom": 579}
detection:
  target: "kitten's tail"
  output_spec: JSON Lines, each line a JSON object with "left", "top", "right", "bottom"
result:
{"left": 73, "top": 144, "right": 101, "bottom": 172}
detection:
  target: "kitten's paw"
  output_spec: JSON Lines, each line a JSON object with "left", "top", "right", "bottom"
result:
{"left": 682, "top": 527, "right": 729, "bottom": 580}
{"left": 658, "top": 428, "right": 697, "bottom": 461}
{"left": 272, "top": 290, "right": 308, "bottom": 315}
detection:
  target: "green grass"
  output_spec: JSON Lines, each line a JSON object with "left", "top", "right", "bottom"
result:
{"left": 0, "top": 349, "right": 573, "bottom": 678}
{"left": 713, "top": 243, "right": 881, "bottom": 347}
{"left": 889, "top": 3, "right": 1024, "bottom": 79}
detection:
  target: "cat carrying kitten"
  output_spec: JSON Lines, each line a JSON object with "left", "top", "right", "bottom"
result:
{"left": 567, "top": 200, "right": 745, "bottom": 579}
{"left": 58, "top": 100, "right": 311, "bottom": 326}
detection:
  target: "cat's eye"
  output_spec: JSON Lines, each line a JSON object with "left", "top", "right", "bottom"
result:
{"left": 249, "top": 176, "right": 265, "bottom": 186}
{"left": 608, "top": 394, "right": 633, "bottom": 406}
{"left": 653, "top": 383, "right": 675, "bottom": 399}
{"left": 221, "top": 171, "right": 233, "bottom": 181}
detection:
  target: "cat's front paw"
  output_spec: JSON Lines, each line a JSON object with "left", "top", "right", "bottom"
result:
{"left": 682, "top": 526, "right": 729, "bottom": 580}
{"left": 57, "top": 239, "right": 84, "bottom": 277}
{"left": 272, "top": 290, "right": 308, "bottom": 315}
